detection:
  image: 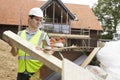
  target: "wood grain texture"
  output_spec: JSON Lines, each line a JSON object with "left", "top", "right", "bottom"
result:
{"left": 3, "top": 30, "right": 62, "bottom": 74}
{"left": 81, "top": 47, "right": 101, "bottom": 68}
{"left": 62, "top": 58, "right": 97, "bottom": 80}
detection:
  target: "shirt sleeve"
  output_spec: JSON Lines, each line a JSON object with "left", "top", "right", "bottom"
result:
{"left": 17, "top": 31, "right": 22, "bottom": 36}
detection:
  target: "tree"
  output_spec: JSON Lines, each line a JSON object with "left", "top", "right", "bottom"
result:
{"left": 92, "top": 0, "right": 120, "bottom": 35}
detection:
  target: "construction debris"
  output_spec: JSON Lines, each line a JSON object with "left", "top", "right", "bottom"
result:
{"left": 97, "top": 40, "right": 120, "bottom": 80}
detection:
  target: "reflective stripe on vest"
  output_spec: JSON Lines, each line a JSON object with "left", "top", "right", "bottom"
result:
{"left": 18, "top": 56, "right": 34, "bottom": 60}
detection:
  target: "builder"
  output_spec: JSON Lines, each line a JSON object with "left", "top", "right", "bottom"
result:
{"left": 9, "top": 7, "right": 50, "bottom": 80}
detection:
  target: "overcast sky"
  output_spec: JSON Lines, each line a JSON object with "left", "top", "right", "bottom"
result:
{"left": 40, "top": 0, "right": 98, "bottom": 8}
{"left": 62, "top": 0, "right": 98, "bottom": 7}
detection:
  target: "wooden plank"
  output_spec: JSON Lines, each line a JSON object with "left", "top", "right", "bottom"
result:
{"left": 45, "top": 55, "right": 87, "bottom": 80}
{"left": 2, "top": 30, "right": 62, "bottom": 74}
{"left": 62, "top": 58, "right": 97, "bottom": 80}
{"left": 48, "top": 33, "right": 90, "bottom": 39}
{"left": 45, "top": 46, "right": 78, "bottom": 51}
{"left": 81, "top": 47, "right": 101, "bottom": 68}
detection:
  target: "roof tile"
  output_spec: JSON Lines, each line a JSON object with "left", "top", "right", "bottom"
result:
{"left": 0, "top": 0, "right": 102, "bottom": 30}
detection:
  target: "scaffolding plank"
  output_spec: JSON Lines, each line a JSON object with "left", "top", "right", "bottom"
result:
{"left": 2, "top": 30, "right": 62, "bottom": 74}
{"left": 62, "top": 58, "right": 97, "bottom": 80}
{"left": 48, "top": 33, "right": 90, "bottom": 39}
{"left": 81, "top": 47, "right": 101, "bottom": 68}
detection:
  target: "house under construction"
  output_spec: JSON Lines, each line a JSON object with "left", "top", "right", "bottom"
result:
{"left": 0, "top": 0, "right": 103, "bottom": 49}
{"left": 0, "top": 0, "right": 103, "bottom": 79}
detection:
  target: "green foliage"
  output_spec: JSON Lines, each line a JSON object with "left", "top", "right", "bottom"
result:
{"left": 98, "top": 33, "right": 113, "bottom": 39}
{"left": 92, "top": 0, "right": 120, "bottom": 35}
{"left": 98, "top": 30, "right": 114, "bottom": 39}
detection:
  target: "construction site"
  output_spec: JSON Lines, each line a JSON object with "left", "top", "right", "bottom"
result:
{"left": 0, "top": 0, "right": 120, "bottom": 80}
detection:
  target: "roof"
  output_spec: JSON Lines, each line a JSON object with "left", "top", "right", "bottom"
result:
{"left": 0, "top": 0, "right": 103, "bottom": 30}
{"left": 41, "top": 0, "right": 75, "bottom": 20}
{"left": 65, "top": 3, "right": 103, "bottom": 30}
{"left": 0, "top": 0, "right": 45, "bottom": 26}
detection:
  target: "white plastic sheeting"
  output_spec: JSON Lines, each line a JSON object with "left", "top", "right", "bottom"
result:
{"left": 86, "top": 65, "right": 107, "bottom": 80}
{"left": 97, "top": 40, "right": 120, "bottom": 80}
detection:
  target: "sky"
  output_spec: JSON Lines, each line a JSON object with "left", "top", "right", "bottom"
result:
{"left": 61, "top": 0, "right": 98, "bottom": 8}
{"left": 40, "top": 0, "right": 98, "bottom": 8}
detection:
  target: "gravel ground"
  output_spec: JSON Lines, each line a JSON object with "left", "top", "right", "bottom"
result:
{"left": 0, "top": 39, "right": 17, "bottom": 80}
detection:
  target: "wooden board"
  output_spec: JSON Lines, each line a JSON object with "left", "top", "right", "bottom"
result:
{"left": 48, "top": 33, "right": 90, "bottom": 39}
{"left": 81, "top": 47, "right": 101, "bottom": 68}
{"left": 2, "top": 30, "right": 62, "bottom": 74}
{"left": 62, "top": 58, "right": 97, "bottom": 80}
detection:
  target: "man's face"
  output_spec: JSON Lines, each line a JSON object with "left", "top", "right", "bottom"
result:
{"left": 29, "top": 16, "right": 42, "bottom": 28}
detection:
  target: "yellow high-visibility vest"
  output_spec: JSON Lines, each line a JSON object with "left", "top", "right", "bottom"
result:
{"left": 18, "top": 30, "right": 46, "bottom": 73}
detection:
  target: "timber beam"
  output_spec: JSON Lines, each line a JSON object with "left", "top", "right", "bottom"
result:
{"left": 48, "top": 33, "right": 90, "bottom": 39}
{"left": 2, "top": 30, "right": 62, "bottom": 74}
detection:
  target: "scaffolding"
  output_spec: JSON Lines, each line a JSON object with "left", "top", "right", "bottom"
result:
{"left": 70, "top": 27, "right": 91, "bottom": 50}
{"left": 81, "top": 27, "right": 91, "bottom": 49}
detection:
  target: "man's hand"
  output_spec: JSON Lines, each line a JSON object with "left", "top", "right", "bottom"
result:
{"left": 6, "top": 40, "right": 17, "bottom": 56}
{"left": 35, "top": 46, "right": 55, "bottom": 54}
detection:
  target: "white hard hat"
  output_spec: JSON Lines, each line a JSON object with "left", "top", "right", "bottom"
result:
{"left": 29, "top": 7, "right": 43, "bottom": 17}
